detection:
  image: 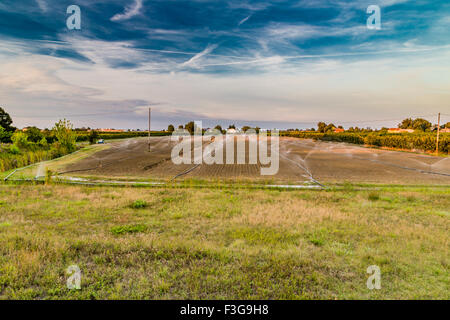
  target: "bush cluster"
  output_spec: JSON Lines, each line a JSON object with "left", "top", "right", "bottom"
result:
{"left": 283, "top": 131, "right": 449, "bottom": 154}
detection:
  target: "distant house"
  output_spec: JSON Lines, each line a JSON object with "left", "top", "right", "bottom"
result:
{"left": 98, "top": 128, "right": 125, "bottom": 133}
{"left": 334, "top": 128, "right": 345, "bottom": 133}
{"left": 388, "top": 128, "right": 414, "bottom": 133}
{"left": 440, "top": 128, "right": 450, "bottom": 133}
{"left": 226, "top": 128, "right": 238, "bottom": 134}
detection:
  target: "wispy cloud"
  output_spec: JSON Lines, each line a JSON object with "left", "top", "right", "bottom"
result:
{"left": 180, "top": 44, "right": 218, "bottom": 68}
{"left": 238, "top": 15, "right": 252, "bottom": 26}
{"left": 36, "top": 0, "right": 48, "bottom": 12}
{"left": 111, "top": 0, "right": 143, "bottom": 22}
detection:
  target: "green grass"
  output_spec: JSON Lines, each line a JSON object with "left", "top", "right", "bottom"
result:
{"left": 0, "top": 183, "right": 448, "bottom": 300}
{"left": 111, "top": 224, "right": 147, "bottom": 235}
{"left": 130, "top": 200, "right": 148, "bottom": 209}
{"left": 0, "top": 144, "right": 109, "bottom": 181}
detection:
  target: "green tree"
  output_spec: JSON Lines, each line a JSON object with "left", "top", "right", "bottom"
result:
{"left": 444, "top": 122, "right": 450, "bottom": 129}
{"left": 398, "top": 118, "right": 414, "bottom": 129}
{"left": 25, "top": 126, "right": 44, "bottom": 143}
{"left": 214, "top": 125, "right": 223, "bottom": 133}
{"left": 52, "top": 119, "right": 77, "bottom": 152}
{"left": 317, "top": 122, "right": 327, "bottom": 133}
{"left": 0, "top": 125, "right": 12, "bottom": 143}
{"left": 325, "top": 123, "right": 336, "bottom": 133}
{"left": 11, "top": 131, "right": 29, "bottom": 149}
{"left": 0, "top": 107, "right": 14, "bottom": 132}
{"left": 228, "top": 124, "right": 236, "bottom": 130}
{"left": 167, "top": 124, "right": 175, "bottom": 133}
{"left": 412, "top": 118, "right": 432, "bottom": 132}
{"left": 88, "top": 130, "right": 99, "bottom": 144}
{"left": 184, "top": 121, "right": 195, "bottom": 135}
{"left": 241, "top": 126, "right": 251, "bottom": 132}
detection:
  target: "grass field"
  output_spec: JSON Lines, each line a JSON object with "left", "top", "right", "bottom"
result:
{"left": 0, "top": 182, "right": 448, "bottom": 299}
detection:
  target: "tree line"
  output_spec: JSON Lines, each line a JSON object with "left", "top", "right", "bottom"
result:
{"left": 167, "top": 122, "right": 261, "bottom": 135}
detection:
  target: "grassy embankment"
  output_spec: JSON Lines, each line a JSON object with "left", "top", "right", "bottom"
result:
{"left": 0, "top": 182, "right": 448, "bottom": 300}
{"left": 0, "top": 131, "right": 170, "bottom": 173}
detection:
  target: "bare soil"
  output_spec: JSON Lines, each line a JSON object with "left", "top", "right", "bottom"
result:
{"left": 62, "top": 136, "right": 450, "bottom": 185}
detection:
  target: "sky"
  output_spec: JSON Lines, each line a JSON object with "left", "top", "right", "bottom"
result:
{"left": 0, "top": 0, "right": 449, "bottom": 130}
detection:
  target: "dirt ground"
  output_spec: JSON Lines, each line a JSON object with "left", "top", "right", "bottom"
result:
{"left": 62, "top": 136, "right": 450, "bottom": 185}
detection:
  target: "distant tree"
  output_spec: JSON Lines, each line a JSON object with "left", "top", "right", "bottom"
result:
{"left": 228, "top": 124, "right": 236, "bottom": 130}
{"left": 325, "top": 123, "right": 336, "bottom": 133}
{"left": 411, "top": 118, "right": 432, "bottom": 132}
{"left": 444, "top": 122, "right": 450, "bottom": 129}
{"left": 0, "top": 107, "right": 14, "bottom": 132}
{"left": 255, "top": 127, "right": 261, "bottom": 134}
{"left": 167, "top": 124, "right": 175, "bottom": 133}
{"left": 317, "top": 122, "right": 327, "bottom": 133}
{"left": 338, "top": 125, "right": 344, "bottom": 129}
{"left": 184, "top": 121, "right": 195, "bottom": 135}
{"left": 25, "top": 126, "right": 44, "bottom": 143}
{"left": 310, "top": 128, "right": 315, "bottom": 132}
{"left": 178, "top": 125, "right": 184, "bottom": 129}
{"left": 214, "top": 125, "right": 223, "bottom": 133}
{"left": 398, "top": 118, "right": 414, "bottom": 129}
{"left": 52, "top": 119, "right": 77, "bottom": 152}
{"left": 88, "top": 130, "right": 99, "bottom": 144}
{"left": 241, "top": 126, "right": 251, "bottom": 132}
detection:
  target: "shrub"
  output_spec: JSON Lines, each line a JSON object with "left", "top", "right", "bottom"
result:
{"left": 52, "top": 119, "right": 77, "bottom": 153}
{"left": 284, "top": 131, "right": 449, "bottom": 154}
{"left": 38, "top": 137, "right": 48, "bottom": 149}
{"left": 368, "top": 192, "right": 380, "bottom": 201}
{"left": 130, "top": 200, "right": 148, "bottom": 209}
{"left": 11, "top": 131, "right": 29, "bottom": 149}
{"left": 25, "top": 127, "right": 44, "bottom": 143}
{"left": 45, "top": 169, "right": 54, "bottom": 185}
{"left": 9, "top": 145, "right": 20, "bottom": 155}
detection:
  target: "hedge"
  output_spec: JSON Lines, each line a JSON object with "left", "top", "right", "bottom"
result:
{"left": 282, "top": 132, "right": 449, "bottom": 154}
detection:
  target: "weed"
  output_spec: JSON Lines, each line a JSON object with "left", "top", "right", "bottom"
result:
{"left": 111, "top": 224, "right": 147, "bottom": 235}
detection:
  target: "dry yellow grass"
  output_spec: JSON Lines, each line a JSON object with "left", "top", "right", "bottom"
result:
{"left": 0, "top": 183, "right": 448, "bottom": 299}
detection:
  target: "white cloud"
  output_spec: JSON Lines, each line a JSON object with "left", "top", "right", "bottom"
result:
{"left": 36, "top": 0, "right": 48, "bottom": 12}
{"left": 265, "top": 23, "right": 367, "bottom": 40}
{"left": 2, "top": 36, "right": 450, "bottom": 129}
{"left": 111, "top": 0, "right": 143, "bottom": 22}
{"left": 238, "top": 15, "right": 252, "bottom": 26}
{"left": 180, "top": 44, "right": 218, "bottom": 68}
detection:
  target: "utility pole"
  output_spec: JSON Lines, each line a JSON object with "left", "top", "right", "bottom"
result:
{"left": 148, "top": 107, "right": 151, "bottom": 152}
{"left": 436, "top": 112, "right": 440, "bottom": 155}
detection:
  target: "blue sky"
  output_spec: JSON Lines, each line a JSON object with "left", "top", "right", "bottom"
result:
{"left": 0, "top": 0, "right": 449, "bottom": 129}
